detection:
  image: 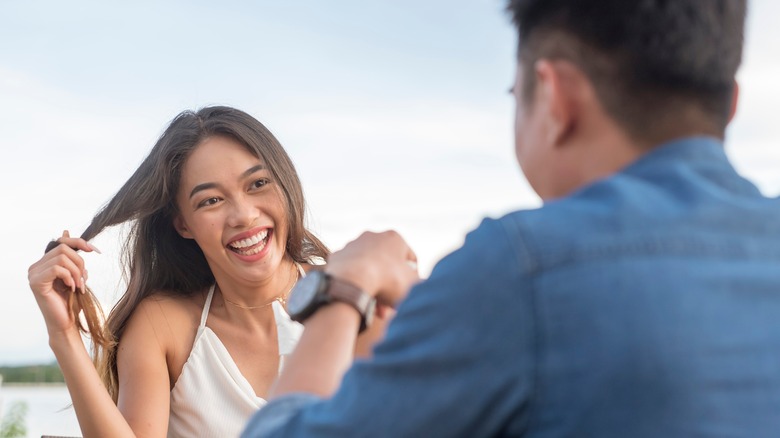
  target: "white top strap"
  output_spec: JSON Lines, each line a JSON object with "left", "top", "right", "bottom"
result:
{"left": 295, "top": 261, "right": 306, "bottom": 278}
{"left": 199, "top": 284, "right": 216, "bottom": 329}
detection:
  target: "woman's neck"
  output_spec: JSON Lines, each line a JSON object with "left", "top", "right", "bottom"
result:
{"left": 211, "top": 258, "right": 300, "bottom": 323}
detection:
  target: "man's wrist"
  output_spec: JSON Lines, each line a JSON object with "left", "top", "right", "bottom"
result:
{"left": 304, "top": 301, "right": 361, "bottom": 335}
{"left": 287, "top": 270, "right": 376, "bottom": 332}
{"left": 324, "top": 264, "right": 378, "bottom": 298}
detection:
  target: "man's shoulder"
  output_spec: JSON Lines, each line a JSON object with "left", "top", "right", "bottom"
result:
{"left": 494, "top": 159, "right": 780, "bottom": 275}
{"left": 493, "top": 186, "right": 619, "bottom": 252}
{"left": 459, "top": 200, "right": 605, "bottom": 278}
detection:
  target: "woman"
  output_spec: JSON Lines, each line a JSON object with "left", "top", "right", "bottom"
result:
{"left": 28, "top": 106, "right": 340, "bottom": 437}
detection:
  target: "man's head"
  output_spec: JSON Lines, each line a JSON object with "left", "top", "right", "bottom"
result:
{"left": 506, "top": 0, "right": 747, "bottom": 199}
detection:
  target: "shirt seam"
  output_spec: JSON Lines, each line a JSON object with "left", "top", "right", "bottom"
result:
{"left": 534, "top": 233, "right": 780, "bottom": 271}
{"left": 499, "top": 217, "right": 540, "bottom": 434}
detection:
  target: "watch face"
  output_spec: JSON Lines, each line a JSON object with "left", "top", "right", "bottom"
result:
{"left": 286, "top": 271, "right": 323, "bottom": 317}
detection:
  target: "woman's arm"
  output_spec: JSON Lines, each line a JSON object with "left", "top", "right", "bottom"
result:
{"left": 48, "top": 331, "right": 138, "bottom": 437}
{"left": 353, "top": 305, "right": 395, "bottom": 359}
{"left": 48, "top": 306, "right": 171, "bottom": 437}
{"left": 115, "top": 298, "right": 173, "bottom": 436}
{"left": 28, "top": 234, "right": 170, "bottom": 437}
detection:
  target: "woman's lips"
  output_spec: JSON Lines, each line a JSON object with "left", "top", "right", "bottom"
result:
{"left": 227, "top": 228, "right": 272, "bottom": 260}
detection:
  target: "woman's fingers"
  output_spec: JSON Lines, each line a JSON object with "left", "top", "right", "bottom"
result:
{"left": 50, "top": 264, "right": 79, "bottom": 294}
{"left": 29, "top": 261, "right": 76, "bottom": 295}
{"left": 375, "top": 303, "right": 396, "bottom": 320}
{"left": 31, "top": 244, "right": 88, "bottom": 294}
{"left": 45, "top": 230, "right": 101, "bottom": 255}
{"left": 52, "top": 246, "right": 86, "bottom": 289}
{"left": 49, "top": 237, "right": 100, "bottom": 255}
{"left": 27, "top": 231, "right": 96, "bottom": 333}
{"left": 38, "top": 251, "right": 84, "bottom": 293}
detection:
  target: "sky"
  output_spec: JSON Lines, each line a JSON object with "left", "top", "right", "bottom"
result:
{"left": 1, "top": 0, "right": 779, "bottom": 365}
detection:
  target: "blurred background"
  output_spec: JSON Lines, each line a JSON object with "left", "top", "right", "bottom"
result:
{"left": 1, "top": 0, "right": 778, "bottom": 366}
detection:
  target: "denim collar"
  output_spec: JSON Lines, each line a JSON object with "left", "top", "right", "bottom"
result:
{"left": 617, "top": 135, "right": 762, "bottom": 197}
{"left": 622, "top": 136, "right": 726, "bottom": 175}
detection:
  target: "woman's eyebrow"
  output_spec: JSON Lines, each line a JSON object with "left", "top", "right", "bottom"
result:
{"left": 189, "top": 182, "right": 217, "bottom": 199}
{"left": 188, "top": 164, "right": 266, "bottom": 199}
{"left": 241, "top": 164, "right": 265, "bottom": 179}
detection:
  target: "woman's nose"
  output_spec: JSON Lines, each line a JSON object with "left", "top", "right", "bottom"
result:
{"left": 226, "top": 195, "right": 258, "bottom": 228}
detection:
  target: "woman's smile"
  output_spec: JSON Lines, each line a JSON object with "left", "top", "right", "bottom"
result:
{"left": 227, "top": 227, "right": 272, "bottom": 260}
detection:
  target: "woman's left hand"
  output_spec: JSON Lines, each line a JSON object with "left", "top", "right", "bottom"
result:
{"left": 354, "top": 303, "right": 395, "bottom": 359}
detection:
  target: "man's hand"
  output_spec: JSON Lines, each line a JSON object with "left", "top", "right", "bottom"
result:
{"left": 325, "top": 230, "right": 419, "bottom": 307}
{"left": 270, "top": 231, "right": 419, "bottom": 400}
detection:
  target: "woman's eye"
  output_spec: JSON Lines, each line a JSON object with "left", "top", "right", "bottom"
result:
{"left": 198, "top": 197, "right": 220, "bottom": 208}
{"left": 251, "top": 178, "right": 269, "bottom": 190}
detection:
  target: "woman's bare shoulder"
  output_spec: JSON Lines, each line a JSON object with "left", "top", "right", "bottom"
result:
{"left": 140, "top": 290, "right": 206, "bottom": 321}
{"left": 120, "top": 289, "right": 208, "bottom": 351}
{"left": 118, "top": 288, "right": 211, "bottom": 386}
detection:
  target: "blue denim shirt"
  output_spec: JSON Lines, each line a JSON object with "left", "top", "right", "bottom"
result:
{"left": 243, "top": 137, "right": 780, "bottom": 437}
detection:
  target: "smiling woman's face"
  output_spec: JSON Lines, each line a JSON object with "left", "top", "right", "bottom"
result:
{"left": 174, "top": 135, "right": 290, "bottom": 285}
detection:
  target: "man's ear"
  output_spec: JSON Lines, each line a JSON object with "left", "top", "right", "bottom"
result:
{"left": 535, "top": 59, "right": 576, "bottom": 148}
{"left": 174, "top": 215, "right": 195, "bottom": 239}
{"left": 728, "top": 80, "right": 740, "bottom": 124}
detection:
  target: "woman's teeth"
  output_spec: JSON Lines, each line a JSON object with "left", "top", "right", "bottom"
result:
{"left": 229, "top": 230, "right": 269, "bottom": 255}
{"left": 234, "top": 240, "right": 266, "bottom": 256}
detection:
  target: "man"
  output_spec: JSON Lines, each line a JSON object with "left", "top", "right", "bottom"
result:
{"left": 244, "top": 0, "right": 780, "bottom": 436}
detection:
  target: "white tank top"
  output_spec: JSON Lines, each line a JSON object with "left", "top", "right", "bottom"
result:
{"left": 167, "top": 269, "right": 304, "bottom": 438}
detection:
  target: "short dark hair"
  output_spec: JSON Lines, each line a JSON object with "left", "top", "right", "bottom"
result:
{"left": 507, "top": 0, "right": 747, "bottom": 142}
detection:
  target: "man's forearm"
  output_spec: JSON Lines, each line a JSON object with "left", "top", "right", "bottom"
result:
{"left": 271, "top": 302, "right": 361, "bottom": 398}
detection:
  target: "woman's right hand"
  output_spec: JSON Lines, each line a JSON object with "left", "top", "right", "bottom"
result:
{"left": 27, "top": 230, "right": 98, "bottom": 337}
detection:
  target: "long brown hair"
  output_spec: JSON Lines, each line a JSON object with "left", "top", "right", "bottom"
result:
{"left": 70, "top": 106, "right": 328, "bottom": 401}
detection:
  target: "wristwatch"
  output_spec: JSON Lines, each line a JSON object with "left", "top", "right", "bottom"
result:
{"left": 286, "top": 270, "right": 376, "bottom": 333}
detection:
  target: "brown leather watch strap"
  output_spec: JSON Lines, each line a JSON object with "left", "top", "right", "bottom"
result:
{"left": 326, "top": 276, "right": 376, "bottom": 332}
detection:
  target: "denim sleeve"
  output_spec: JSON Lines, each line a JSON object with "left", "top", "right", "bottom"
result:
{"left": 242, "top": 393, "right": 322, "bottom": 436}
{"left": 242, "top": 218, "right": 536, "bottom": 437}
